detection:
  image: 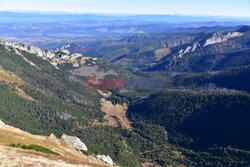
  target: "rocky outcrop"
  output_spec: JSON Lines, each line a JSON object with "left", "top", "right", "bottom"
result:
{"left": 55, "top": 43, "right": 88, "bottom": 55}
{"left": 97, "top": 155, "right": 114, "bottom": 165}
{"left": 0, "top": 119, "right": 5, "bottom": 128}
{"left": 175, "top": 42, "right": 201, "bottom": 60}
{"left": 184, "top": 46, "right": 192, "bottom": 54}
{"left": 191, "top": 42, "right": 200, "bottom": 52}
{"left": 0, "top": 40, "right": 56, "bottom": 59}
{"left": 57, "top": 112, "right": 73, "bottom": 121}
{"left": 61, "top": 134, "right": 88, "bottom": 151}
{"left": 47, "top": 134, "right": 61, "bottom": 145}
{"left": 0, "top": 40, "right": 99, "bottom": 68}
{"left": 204, "top": 32, "right": 244, "bottom": 47}
{"left": 174, "top": 31, "right": 243, "bottom": 60}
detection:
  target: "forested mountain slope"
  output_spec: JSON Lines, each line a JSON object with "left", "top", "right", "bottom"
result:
{"left": 71, "top": 26, "right": 250, "bottom": 72}
{"left": 1, "top": 29, "right": 250, "bottom": 166}
{"left": 0, "top": 41, "right": 139, "bottom": 166}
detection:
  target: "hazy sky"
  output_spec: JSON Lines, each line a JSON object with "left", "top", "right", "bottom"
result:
{"left": 0, "top": 0, "right": 250, "bottom": 17}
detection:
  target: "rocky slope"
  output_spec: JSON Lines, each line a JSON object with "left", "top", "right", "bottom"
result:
{"left": 147, "top": 26, "right": 250, "bottom": 72}
{"left": 0, "top": 39, "right": 99, "bottom": 68}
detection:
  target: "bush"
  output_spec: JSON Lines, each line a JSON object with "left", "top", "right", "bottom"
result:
{"left": 8, "top": 143, "right": 60, "bottom": 155}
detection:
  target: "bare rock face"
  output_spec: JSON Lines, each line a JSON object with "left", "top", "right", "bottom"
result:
{"left": 97, "top": 155, "right": 114, "bottom": 165}
{"left": 0, "top": 40, "right": 99, "bottom": 69}
{"left": 0, "top": 119, "right": 5, "bottom": 128}
{"left": 0, "top": 40, "right": 55, "bottom": 59}
{"left": 61, "top": 134, "right": 88, "bottom": 151}
{"left": 204, "top": 32, "right": 244, "bottom": 47}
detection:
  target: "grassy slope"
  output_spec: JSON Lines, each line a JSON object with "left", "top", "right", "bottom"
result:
{"left": 0, "top": 122, "right": 109, "bottom": 167}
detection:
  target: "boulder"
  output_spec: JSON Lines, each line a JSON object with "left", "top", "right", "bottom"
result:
{"left": 0, "top": 119, "right": 5, "bottom": 128}
{"left": 97, "top": 155, "right": 114, "bottom": 165}
{"left": 47, "top": 134, "right": 61, "bottom": 145}
{"left": 61, "top": 134, "right": 87, "bottom": 151}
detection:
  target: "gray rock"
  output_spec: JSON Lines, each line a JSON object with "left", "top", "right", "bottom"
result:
{"left": 47, "top": 134, "right": 61, "bottom": 145}
{"left": 0, "top": 119, "right": 5, "bottom": 128}
{"left": 97, "top": 155, "right": 114, "bottom": 165}
{"left": 204, "top": 32, "right": 244, "bottom": 47}
{"left": 61, "top": 134, "right": 87, "bottom": 151}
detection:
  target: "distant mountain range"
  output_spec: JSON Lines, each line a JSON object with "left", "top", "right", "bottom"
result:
{"left": 71, "top": 26, "right": 250, "bottom": 72}
{"left": 0, "top": 11, "right": 249, "bottom": 50}
{"left": 1, "top": 11, "right": 250, "bottom": 24}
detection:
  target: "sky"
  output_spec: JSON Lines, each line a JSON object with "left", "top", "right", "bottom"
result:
{"left": 0, "top": 0, "right": 250, "bottom": 17}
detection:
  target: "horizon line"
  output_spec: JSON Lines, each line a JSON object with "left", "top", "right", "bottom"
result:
{"left": 1, "top": 10, "right": 250, "bottom": 19}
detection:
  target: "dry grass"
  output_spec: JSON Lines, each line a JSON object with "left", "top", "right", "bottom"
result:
{"left": 97, "top": 90, "right": 112, "bottom": 98}
{"left": 141, "top": 162, "right": 157, "bottom": 167}
{"left": 100, "top": 99, "right": 132, "bottom": 129}
{"left": 0, "top": 67, "right": 23, "bottom": 85}
{"left": 0, "top": 146, "right": 92, "bottom": 167}
{"left": 0, "top": 123, "right": 111, "bottom": 167}
{"left": 0, "top": 67, "right": 36, "bottom": 101}
{"left": 96, "top": 90, "right": 132, "bottom": 129}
